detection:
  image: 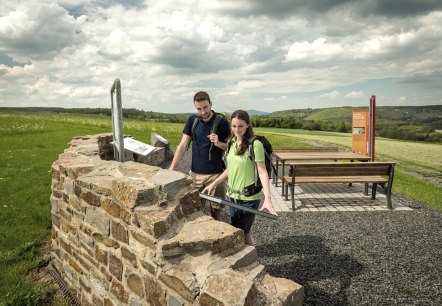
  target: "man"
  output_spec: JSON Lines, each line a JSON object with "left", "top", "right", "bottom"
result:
{"left": 168, "top": 91, "right": 230, "bottom": 220}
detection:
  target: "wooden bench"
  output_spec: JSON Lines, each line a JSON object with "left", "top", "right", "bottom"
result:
{"left": 283, "top": 162, "right": 395, "bottom": 210}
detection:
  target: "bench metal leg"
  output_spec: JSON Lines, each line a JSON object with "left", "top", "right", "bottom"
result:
{"left": 280, "top": 162, "right": 286, "bottom": 195}
{"left": 285, "top": 184, "right": 289, "bottom": 201}
{"left": 291, "top": 183, "right": 295, "bottom": 211}
{"left": 275, "top": 160, "right": 279, "bottom": 187}
{"left": 371, "top": 183, "right": 377, "bottom": 199}
{"left": 364, "top": 183, "right": 369, "bottom": 196}
{"left": 386, "top": 183, "right": 393, "bottom": 209}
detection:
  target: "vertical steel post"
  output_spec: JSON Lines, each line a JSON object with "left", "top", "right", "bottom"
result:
{"left": 110, "top": 79, "right": 125, "bottom": 162}
{"left": 369, "top": 95, "right": 376, "bottom": 161}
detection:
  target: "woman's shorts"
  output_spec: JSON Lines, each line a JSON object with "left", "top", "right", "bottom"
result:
{"left": 228, "top": 198, "right": 260, "bottom": 234}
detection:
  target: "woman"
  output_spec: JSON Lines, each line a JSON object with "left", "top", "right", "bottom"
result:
{"left": 202, "top": 110, "right": 277, "bottom": 246}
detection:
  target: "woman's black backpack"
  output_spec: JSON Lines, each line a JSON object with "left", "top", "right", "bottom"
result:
{"left": 225, "top": 135, "right": 275, "bottom": 193}
{"left": 248, "top": 135, "right": 274, "bottom": 182}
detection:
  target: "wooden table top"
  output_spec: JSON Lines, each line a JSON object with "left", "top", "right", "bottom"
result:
{"left": 273, "top": 151, "right": 371, "bottom": 161}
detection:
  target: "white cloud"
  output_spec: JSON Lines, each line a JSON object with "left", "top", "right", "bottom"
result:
{"left": 0, "top": 0, "right": 441, "bottom": 112}
{"left": 285, "top": 38, "right": 343, "bottom": 62}
{"left": 0, "top": 2, "right": 81, "bottom": 61}
{"left": 345, "top": 91, "right": 364, "bottom": 99}
{"left": 319, "top": 90, "right": 341, "bottom": 99}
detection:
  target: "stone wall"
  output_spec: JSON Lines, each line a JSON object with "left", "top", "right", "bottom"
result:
{"left": 50, "top": 134, "right": 304, "bottom": 305}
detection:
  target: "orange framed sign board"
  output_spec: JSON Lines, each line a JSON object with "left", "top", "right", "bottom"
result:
{"left": 352, "top": 110, "right": 369, "bottom": 156}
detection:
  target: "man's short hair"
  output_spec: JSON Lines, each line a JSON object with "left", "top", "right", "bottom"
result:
{"left": 194, "top": 91, "right": 211, "bottom": 103}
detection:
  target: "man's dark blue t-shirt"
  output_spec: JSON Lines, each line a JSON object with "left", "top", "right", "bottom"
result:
{"left": 183, "top": 112, "right": 230, "bottom": 174}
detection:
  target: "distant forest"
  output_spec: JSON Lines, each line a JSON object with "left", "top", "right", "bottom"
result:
{"left": 2, "top": 105, "right": 441, "bottom": 143}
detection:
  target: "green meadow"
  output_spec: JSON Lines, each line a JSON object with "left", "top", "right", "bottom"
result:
{"left": 0, "top": 111, "right": 441, "bottom": 304}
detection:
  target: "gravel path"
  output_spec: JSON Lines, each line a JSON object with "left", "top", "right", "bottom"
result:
{"left": 172, "top": 150, "right": 442, "bottom": 305}
{"left": 253, "top": 194, "right": 442, "bottom": 305}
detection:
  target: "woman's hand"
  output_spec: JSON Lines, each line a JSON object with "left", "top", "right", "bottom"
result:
{"left": 259, "top": 197, "right": 278, "bottom": 216}
{"left": 202, "top": 184, "right": 216, "bottom": 195}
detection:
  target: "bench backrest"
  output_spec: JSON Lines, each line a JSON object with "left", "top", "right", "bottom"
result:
{"left": 291, "top": 162, "right": 395, "bottom": 177}
{"left": 273, "top": 146, "right": 339, "bottom": 153}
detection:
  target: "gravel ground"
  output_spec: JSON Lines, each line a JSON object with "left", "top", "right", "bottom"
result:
{"left": 172, "top": 150, "right": 442, "bottom": 306}
{"left": 253, "top": 195, "right": 442, "bottom": 306}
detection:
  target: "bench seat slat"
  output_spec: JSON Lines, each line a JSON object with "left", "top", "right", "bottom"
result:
{"left": 283, "top": 175, "right": 388, "bottom": 184}
{"left": 293, "top": 167, "right": 391, "bottom": 176}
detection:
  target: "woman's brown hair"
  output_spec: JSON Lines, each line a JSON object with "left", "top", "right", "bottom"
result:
{"left": 229, "top": 110, "right": 254, "bottom": 155}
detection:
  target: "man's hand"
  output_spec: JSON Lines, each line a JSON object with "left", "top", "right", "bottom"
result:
{"left": 207, "top": 133, "right": 219, "bottom": 146}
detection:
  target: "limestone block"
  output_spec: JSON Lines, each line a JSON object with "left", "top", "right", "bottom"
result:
{"left": 95, "top": 245, "right": 108, "bottom": 266}
{"left": 261, "top": 274, "right": 304, "bottom": 306}
{"left": 80, "top": 189, "right": 102, "bottom": 207}
{"left": 150, "top": 170, "right": 192, "bottom": 199}
{"left": 151, "top": 133, "right": 174, "bottom": 161}
{"left": 90, "top": 274, "right": 108, "bottom": 298}
{"left": 117, "top": 161, "right": 161, "bottom": 180}
{"left": 208, "top": 245, "right": 258, "bottom": 272}
{"left": 110, "top": 279, "right": 129, "bottom": 304}
{"left": 77, "top": 175, "right": 114, "bottom": 197}
{"left": 130, "top": 228, "right": 156, "bottom": 251}
{"left": 112, "top": 177, "right": 159, "bottom": 209}
{"left": 69, "top": 196, "right": 84, "bottom": 213}
{"left": 143, "top": 275, "right": 167, "bottom": 306}
{"left": 162, "top": 216, "right": 244, "bottom": 257}
{"left": 140, "top": 257, "right": 157, "bottom": 276}
{"left": 109, "top": 253, "right": 123, "bottom": 281}
{"left": 92, "top": 233, "right": 120, "bottom": 249}
{"left": 150, "top": 133, "right": 170, "bottom": 148}
{"left": 199, "top": 269, "right": 258, "bottom": 306}
{"left": 159, "top": 267, "right": 199, "bottom": 302}
{"left": 135, "top": 208, "right": 174, "bottom": 238}
{"left": 111, "top": 220, "right": 129, "bottom": 244}
{"left": 127, "top": 273, "right": 144, "bottom": 298}
{"left": 58, "top": 158, "right": 99, "bottom": 180}
{"left": 121, "top": 247, "right": 137, "bottom": 268}
{"left": 84, "top": 207, "right": 110, "bottom": 236}
{"left": 50, "top": 195, "right": 60, "bottom": 214}
{"left": 179, "top": 191, "right": 204, "bottom": 215}
{"left": 76, "top": 144, "right": 100, "bottom": 156}
{"left": 134, "top": 147, "right": 166, "bottom": 166}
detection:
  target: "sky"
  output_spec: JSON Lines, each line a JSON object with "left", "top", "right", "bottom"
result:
{"left": 1, "top": 0, "right": 442, "bottom": 114}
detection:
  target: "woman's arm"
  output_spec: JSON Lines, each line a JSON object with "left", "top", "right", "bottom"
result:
{"left": 256, "top": 161, "right": 278, "bottom": 216}
{"left": 201, "top": 169, "right": 228, "bottom": 194}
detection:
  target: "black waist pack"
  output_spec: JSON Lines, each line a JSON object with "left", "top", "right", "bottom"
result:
{"left": 241, "top": 183, "right": 262, "bottom": 196}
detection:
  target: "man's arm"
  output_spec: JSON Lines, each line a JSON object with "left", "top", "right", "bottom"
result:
{"left": 214, "top": 117, "right": 231, "bottom": 151}
{"left": 168, "top": 134, "right": 191, "bottom": 171}
{"left": 216, "top": 140, "right": 228, "bottom": 151}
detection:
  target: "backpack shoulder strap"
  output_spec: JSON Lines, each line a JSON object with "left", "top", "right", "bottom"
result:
{"left": 247, "top": 136, "right": 260, "bottom": 186}
{"left": 187, "top": 115, "right": 199, "bottom": 150}
{"left": 210, "top": 114, "right": 224, "bottom": 135}
{"left": 248, "top": 136, "right": 258, "bottom": 161}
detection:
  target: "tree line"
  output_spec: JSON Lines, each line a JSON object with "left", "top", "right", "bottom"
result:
{"left": 1, "top": 106, "right": 441, "bottom": 143}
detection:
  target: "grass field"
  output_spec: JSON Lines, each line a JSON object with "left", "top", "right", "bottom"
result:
{"left": 0, "top": 111, "right": 441, "bottom": 304}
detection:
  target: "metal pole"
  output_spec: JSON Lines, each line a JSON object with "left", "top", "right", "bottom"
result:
{"left": 368, "top": 97, "right": 373, "bottom": 159}
{"left": 110, "top": 79, "right": 124, "bottom": 162}
{"left": 371, "top": 95, "right": 376, "bottom": 161}
{"left": 199, "top": 193, "right": 278, "bottom": 220}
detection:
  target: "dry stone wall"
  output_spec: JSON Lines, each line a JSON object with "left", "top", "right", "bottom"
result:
{"left": 50, "top": 133, "right": 304, "bottom": 305}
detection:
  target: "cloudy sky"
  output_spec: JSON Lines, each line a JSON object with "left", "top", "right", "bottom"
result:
{"left": 1, "top": 0, "right": 441, "bottom": 113}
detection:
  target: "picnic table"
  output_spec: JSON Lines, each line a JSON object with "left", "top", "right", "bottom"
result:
{"left": 273, "top": 151, "right": 371, "bottom": 194}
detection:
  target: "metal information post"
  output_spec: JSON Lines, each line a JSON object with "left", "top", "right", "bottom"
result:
{"left": 369, "top": 95, "right": 376, "bottom": 161}
{"left": 199, "top": 193, "right": 278, "bottom": 220}
{"left": 110, "top": 79, "right": 125, "bottom": 162}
